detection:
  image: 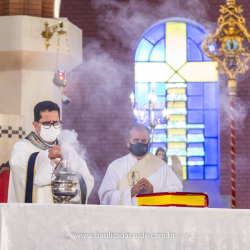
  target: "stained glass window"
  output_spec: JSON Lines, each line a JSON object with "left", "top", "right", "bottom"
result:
{"left": 134, "top": 19, "right": 219, "bottom": 180}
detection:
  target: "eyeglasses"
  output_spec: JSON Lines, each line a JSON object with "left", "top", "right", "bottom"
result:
{"left": 38, "top": 121, "right": 62, "bottom": 129}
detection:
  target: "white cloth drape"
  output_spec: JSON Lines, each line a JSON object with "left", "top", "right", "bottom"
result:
{"left": 0, "top": 203, "right": 250, "bottom": 250}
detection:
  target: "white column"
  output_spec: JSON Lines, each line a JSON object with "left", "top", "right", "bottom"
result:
{"left": 0, "top": 16, "right": 82, "bottom": 134}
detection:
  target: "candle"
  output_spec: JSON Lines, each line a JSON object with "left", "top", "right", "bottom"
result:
{"left": 162, "top": 108, "right": 171, "bottom": 120}
{"left": 140, "top": 110, "right": 145, "bottom": 122}
{"left": 152, "top": 95, "right": 157, "bottom": 103}
{"left": 134, "top": 109, "right": 139, "bottom": 120}
{"left": 151, "top": 82, "right": 155, "bottom": 92}
{"left": 130, "top": 91, "right": 135, "bottom": 103}
{"left": 170, "top": 91, "right": 176, "bottom": 102}
{"left": 148, "top": 93, "right": 152, "bottom": 102}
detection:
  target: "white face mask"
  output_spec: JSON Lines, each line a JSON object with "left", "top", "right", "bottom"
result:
{"left": 39, "top": 125, "right": 61, "bottom": 143}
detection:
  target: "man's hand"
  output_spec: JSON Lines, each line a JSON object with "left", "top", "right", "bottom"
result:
{"left": 48, "top": 145, "right": 62, "bottom": 160}
{"left": 131, "top": 178, "right": 154, "bottom": 197}
{"left": 139, "top": 178, "right": 153, "bottom": 193}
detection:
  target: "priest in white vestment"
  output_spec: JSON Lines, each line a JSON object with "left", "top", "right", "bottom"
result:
{"left": 8, "top": 101, "right": 94, "bottom": 204}
{"left": 98, "top": 124, "right": 183, "bottom": 206}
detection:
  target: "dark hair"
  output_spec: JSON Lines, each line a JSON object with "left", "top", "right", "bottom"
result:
{"left": 34, "top": 101, "right": 60, "bottom": 122}
{"left": 127, "top": 124, "right": 150, "bottom": 139}
{"left": 155, "top": 147, "right": 166, "bottom": 156}
{"left": 155, "top": 147, "right": 167, "bottom": 163}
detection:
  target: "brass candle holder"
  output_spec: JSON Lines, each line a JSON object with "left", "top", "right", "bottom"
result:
{"left": 130, "top": 83, "right": 175, "bottom": 153}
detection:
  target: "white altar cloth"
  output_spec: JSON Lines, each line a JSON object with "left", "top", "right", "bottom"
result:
{"left": 0, "top": 203, "right": 250, "bottom": 249}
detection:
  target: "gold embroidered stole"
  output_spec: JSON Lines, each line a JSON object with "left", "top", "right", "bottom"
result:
{"left": 118, "top": 153, "right": 166, "bottom": 190}
{"left": 25, "top": 132, "right": 59, "bottom": 150}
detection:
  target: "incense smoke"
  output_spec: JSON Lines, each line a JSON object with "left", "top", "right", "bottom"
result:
{"left": 58, "top": 129, "right": 86, "bottom": 160}
{"left": 62, "top": 0, "right": 250, "bottom": 203}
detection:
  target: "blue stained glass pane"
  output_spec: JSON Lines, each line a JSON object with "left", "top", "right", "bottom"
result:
{"left": 188, "top": 156, "right": 204, "bottom": 166}
{"left": 155, "top": 83, "right": 166, "bottom": 95}
{"left": 205, "top": 138, "right": 218, "bottom": 165}
{"left": 187, "top": 110, "right": 203, "bottom": 124}
{"left": 205, "top": 110, "right": 218, "bottom": 137}
{"left": 187, "top": 38, "right": 202, "bottom": 62}
{"left": 135, "top": 39, "right": 153, "bottom": 62}
{"left": 188, "top": 96, "right": 203, "bottom": 109}
{"left": 150, "top": 39, "right": 165, "bottom": 62}
{"left": 154, "top": 129, "right": 166, "bottom": 134}
{"left": 154, "top": 109, "right": 165, "bottom": 120}
{"left": 205, "top": 166, "right": 218, "bottom": 179}
{"left": 188, "top": 143, "right": 203, "bottom": 148}
{"left": 204, "top": 82, "right": 218, "bottom": 109}
{"left": 134, "top": 21, "right": 220, "bottom": 181}
{"left": 187, "top": 24, "right": 205, "bottom": 45}
{"left": 188, "top": 129, "right": 203, "bottom": 134}
{"left": 199, "top": 44, "right": 212, "bottom": 61}
{"left": 188, "top": 166, "right": 204, "bottom": 180}
{"left": 144, "top": 23, "right": 165, "bottom": 44}
{"left": 188, "top": 157, "right": 203, "bottom": 162}
{"left": 152, "top": 142, "right": 166, "bottom": 148}
{"left": 203, "top": 53, "right": 212, "bottom": 61}
{"left": 135, "top": 83, "right": 149, "bottom": 107}
{"left": 187, "top": 82, "right": 203, "bottom": 95}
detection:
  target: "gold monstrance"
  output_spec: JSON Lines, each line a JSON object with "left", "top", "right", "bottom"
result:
{"left": 202, "top": 0, "right": 250, "bottom": 208}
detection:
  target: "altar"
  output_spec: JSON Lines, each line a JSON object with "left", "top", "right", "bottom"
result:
{"left": 0, "top": 203, "right": 249, "bottom": 249}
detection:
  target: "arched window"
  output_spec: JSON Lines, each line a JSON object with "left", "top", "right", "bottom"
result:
{"left": 134, "top": 18, "right": 219, "bottom": 181}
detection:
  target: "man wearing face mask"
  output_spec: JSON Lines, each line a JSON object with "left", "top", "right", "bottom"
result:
{"left": 8, "top": 101, "right": 94, "bottom": 204}
{"left": 98, "top": 124, "right": 183, "bottom": 206}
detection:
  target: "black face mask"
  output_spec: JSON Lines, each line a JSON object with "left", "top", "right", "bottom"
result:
{"left": 129, "top": 142, "right": 149, "bottom": 157}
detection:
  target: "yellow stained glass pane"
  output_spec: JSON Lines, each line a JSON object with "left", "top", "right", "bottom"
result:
{"left": 168, "top": 156, "right": 186, "bottom": 163}
{"left": 169, "top": 115, "right": 186, "bottom": 121}
{"left": 168, "top": 129, "right": 186, "bottom": 135}
{"left": 166, "top": 22, "right": 186, "bottom": 71}
{"left": 167, "top": 101, "right": 186, "bottom": 108}
{"left": 135, "top": 62, "right": 174, "bottom": 82}
{"left": 167, "top": 88, "right": 186, "bottom": 94}
{"left": 168, "top": 73, "right": 185, "bottom": 83}
{"left": 168, "top": 142, "right": 186, "bottom": 149}
{"left": 178, "top": 62, "right": 218, "bottom": 82}
{"left": 183, "top": 166, "right": 187, "bottom": 180}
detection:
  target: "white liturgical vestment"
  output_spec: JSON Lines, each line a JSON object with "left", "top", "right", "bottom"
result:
{"left": 8, "top": 134, "right": 94, "bottom": 204}
{"left": 98, "top": 153, "right": 183, "bottom": 206}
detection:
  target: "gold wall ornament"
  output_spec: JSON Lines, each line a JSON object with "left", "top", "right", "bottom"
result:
{"left": 202, "top": 0, "right": 250, "bottom": 96}
{"left": 201, "top": 0, "right": 250, "bottom": 209}
{"left": 41, "top": 21, "right": 64, "bottom": 50}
